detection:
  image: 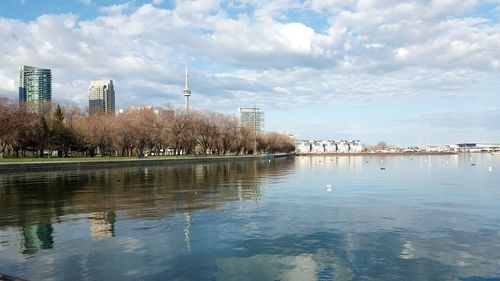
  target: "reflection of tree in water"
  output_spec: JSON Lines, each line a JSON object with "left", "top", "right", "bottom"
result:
{"left": 0, "top": 159, "right": 294, "bottom": 225}
{"left": 0, "top": 158, "right": 295, "bottom": 254}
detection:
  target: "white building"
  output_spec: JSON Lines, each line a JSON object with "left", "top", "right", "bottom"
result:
{"left": 89, "top": 80, "right": 115, "bottom": 116}
{"left": 450, "top": 143, "right": 500, "bottom": 152}
{"left": 296, "top": 140, "right": 363, "bottom": 153}
{"left": 117, "top": 106, "right": 174, "bottom": 118}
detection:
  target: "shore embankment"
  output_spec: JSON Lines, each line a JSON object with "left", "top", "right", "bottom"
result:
{"left": 0, "top": 153, "right": 294, "bottom": 172}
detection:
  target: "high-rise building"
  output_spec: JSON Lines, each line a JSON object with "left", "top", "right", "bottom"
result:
{"left": 19, "top": 65, "right": 52, "bottom": 113}
{"left": 183, "top": 65, "right": 191, "bottom": 113}
{"left": 89, "top": 80, "right": 115, "bottom": 115}
{"left": 239, "top": 107, "right": 265, "bottom": 133}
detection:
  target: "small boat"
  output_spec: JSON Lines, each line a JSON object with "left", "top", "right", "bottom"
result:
{"left": 492, "top": 152, "right": 500, "bottom": 155}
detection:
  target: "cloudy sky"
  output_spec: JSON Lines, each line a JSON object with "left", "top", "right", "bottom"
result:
{"left": 1, "top": 0, "right": 499, "bottom": 145}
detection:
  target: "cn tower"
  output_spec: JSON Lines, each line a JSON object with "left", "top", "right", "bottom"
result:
{"left": 183, "top": 65, "right": 191, "bottom": 113}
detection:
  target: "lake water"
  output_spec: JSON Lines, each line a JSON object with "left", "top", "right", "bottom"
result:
{"left": 0, "top": 155, "right": 499, "bottom": 280}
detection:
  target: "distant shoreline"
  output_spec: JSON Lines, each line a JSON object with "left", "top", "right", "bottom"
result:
{"left": 0, "top": 153, "right": 293, "bottom": 173}
{"left": 297, "top": 152, "right": 460, "bottom": 156}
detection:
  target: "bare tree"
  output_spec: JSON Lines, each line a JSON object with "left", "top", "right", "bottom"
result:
{"left": 1, "top": 99, "right": 296, "bottom": 158}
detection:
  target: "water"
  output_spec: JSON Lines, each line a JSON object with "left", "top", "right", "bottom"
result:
{"left": 0, "top": 155, "right": 499, "bottom": 280}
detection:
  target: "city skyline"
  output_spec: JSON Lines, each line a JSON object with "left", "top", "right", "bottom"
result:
{"left": 1, "top": 0, "right": 500, "bottom": 146}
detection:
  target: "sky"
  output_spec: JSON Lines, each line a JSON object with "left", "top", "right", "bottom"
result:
{"left": 0, "top": 0, "right": 499, "bottom": 146}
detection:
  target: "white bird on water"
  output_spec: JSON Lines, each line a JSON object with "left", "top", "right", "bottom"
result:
{"left": 326, "top": 184, "right": 332, "bottom": 192}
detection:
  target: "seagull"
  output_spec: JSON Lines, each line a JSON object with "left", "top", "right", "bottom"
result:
{"left": 326, "top": 184, "right": 332, "bottom": 192}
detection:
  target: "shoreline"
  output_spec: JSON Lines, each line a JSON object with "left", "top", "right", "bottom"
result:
{"left": 1, "top": 151, "right": 492, "bottom": 172}
{"left": 0, "top": 153, "right": 293, "bottom": 173}
{"left": 297, "top": 152, "right": 460, "bottom": 156}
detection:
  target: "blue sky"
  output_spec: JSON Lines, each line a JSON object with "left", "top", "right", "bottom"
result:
{"left": 0, "top": 0, "right": 499, "bottom": 146}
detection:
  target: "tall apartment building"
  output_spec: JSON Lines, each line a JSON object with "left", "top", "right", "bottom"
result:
{"left": 19, "top": 65, "right": 52, "bottom": 113}
{"left": 238, "top": 107, "right": 265, "bottom": 133}
{"left": 89, "top": 80, "right": 115, "bottom": 115}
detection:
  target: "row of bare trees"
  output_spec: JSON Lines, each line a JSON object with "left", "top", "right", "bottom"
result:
{"left": 0, "top": 99, "right": 295, "bottom": 158}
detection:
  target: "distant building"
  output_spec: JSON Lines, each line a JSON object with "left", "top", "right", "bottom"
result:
{"left": 296, "top": 140, "right": 363, "bottom": 153}
{"left": 450, "top": 143, "right": 500, "bottom": 152}
{"left": 117, "top": 105, "right": 174, "bottom": 118}
{"left": 19, "top": 65, "right": 52, "bottom": 113}
{"left": 89, "top": 80, "right": 115, "bottom": 116}
{"left": 239, "top": 107, "right": 264, "bottom": 133}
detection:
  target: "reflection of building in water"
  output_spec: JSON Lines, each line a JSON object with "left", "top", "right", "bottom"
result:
{"left": 90, "top": 212, "right": 116, "bottom": 238}
{"left": 19, "top": 224, "right": 54, "bottom": 255}
{"left": 184, "top": 212, "right": 192, "bottom": 252}
{"left": 298, "top": 155, "right": 364, "bottom": 172}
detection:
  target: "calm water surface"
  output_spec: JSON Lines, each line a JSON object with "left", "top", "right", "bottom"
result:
{"left": 0, "top": 155, "right": 499, "bottom": 280}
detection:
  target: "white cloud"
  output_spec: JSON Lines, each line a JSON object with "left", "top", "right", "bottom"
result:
{"left": 272, "top": 86, "right": 291, "bottom": 94}
{"left": 99, "top": 2, "right": 133, "bottom": 14}
{"left": 397, "top": 108, "right": 500, "bottom": 130}
{"left": 0, "top": 0, "right": 498, "bottom": 118}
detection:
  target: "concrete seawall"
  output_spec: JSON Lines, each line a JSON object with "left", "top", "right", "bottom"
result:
{"left": 0, "top": 153, "right": 295, "bottom": 173}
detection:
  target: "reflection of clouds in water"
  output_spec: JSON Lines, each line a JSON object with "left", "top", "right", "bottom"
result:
{"left": 123, "top": 270, "right": 141, "bottom": 277}
{"left": 400, "top": 240, "right": 415, "bottom": 259}
{"left": 214, "top": 253, "right": 356, "bottom": 280}
{"left": 184, "top": 212, "right": 192, "bottom": 253}
{"left": 456, "top": 251, "right": 474, "bottom": 267}
{"left": 214, "top": 254, "right": 317, "bottom": 281}
{"left": 283, "top": 255, "right": 316, "bottom": 281}
{"left": 119, "top": 237, "right": 143, "bottom": 254}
